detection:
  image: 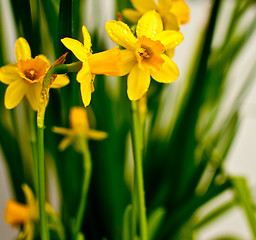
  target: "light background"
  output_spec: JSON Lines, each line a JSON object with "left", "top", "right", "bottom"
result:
{"left": 0, "top": 0, "right": 256, "bottom": 239}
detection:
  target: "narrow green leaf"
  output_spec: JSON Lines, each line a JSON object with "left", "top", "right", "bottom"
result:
{"left": 232, "top": 177, "right": 256, "bottom": 238}
{"left": 123, "top": 204, "right": 133, "bottom": 240}
{"left": 148, "top": 207, "right": 166, "bottom": 240}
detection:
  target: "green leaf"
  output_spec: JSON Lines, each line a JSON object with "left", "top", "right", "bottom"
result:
{"left": 231, "top": 177, "right": 256, "bottom": 238}
{"left": 123, "top": 204, "right": 133, "bottom": 240}
{"left": 148, "top": 207, "right": 166, "bottom": 240}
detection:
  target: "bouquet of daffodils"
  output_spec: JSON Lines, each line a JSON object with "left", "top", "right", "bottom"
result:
{"left": 0, "top": 0, "right": 256, "bottom": 239}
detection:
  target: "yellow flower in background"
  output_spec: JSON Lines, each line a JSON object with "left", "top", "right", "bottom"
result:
{"left": 61, "top": 26, "right": 124, "bottom": 107}
{"left": 52, "top": 106, "right": 108, "bottom": 151}
{"left": 123, "top": 0, "right": 190, "bottom": 30}
{"left": 5, "top": 184, "right": 38, "bottom": 240}
{"left": 0, "top": 38, "right": 69, "bottom": 110}
{"left": 105, "top": 10, "right": 184, "bottom": 100}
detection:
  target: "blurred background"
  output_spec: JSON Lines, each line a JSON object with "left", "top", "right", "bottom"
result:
{"left": 0, "top": 0, "right": 256, "bottom": 239}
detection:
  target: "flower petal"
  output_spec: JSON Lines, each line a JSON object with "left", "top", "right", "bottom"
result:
{"left": 162, "top": 13, "right": 180, "bottom": 31}
{"left": 0, "top": 63, "right": 19, "bottom": 84}
{"left": 77, "top": 62, "right": 91, "bottom": 83}
{"left": 105, "top": 20, "right": 137, "bottom": 50}
{"left": 170, "top": 0, "right": 190, "bottom": 24}
{"left": 136, "top": 10, "right": 163, "bottom": 40}
{"left": 87, "top": 129, "right": 108, "bottom": 140}
{"left": 52, "top": 126, "right": 74, "bottom": 135}
{"left": 58, "top": 137, "right": 73, "bottom": 151}
{"left": 61, "top": 38, "right": 87, "bottom": 62}
{"left": 122, "top": 9, "right": 142, "bottom": 23}
{"left": 156, "top": 30, "right": 183, "bottom": 49}
{"left": 82, "top": 25, "right": 92, "bottom": 52}
{"left": 26, "top": 82, "right": 42, "bottom": 110}
{"left": 120, "top": 50, "right": 137, "bottom": 75}
{"left": 127, "top": 64, "right": 151, "bottom": 100}
{"left": 38, "top": 55, "right": 51, "bottom": 66}
{"left": 150, "top": 54, "right": 179, "bottom": 83}
{"left": 51, "top": 74, "right": 70, "bottom": 88}
{"left": 5, "top": 79, "right": 28, "bottom": 109}
{"left": 15, "top": 37, "right": 31, "bottom": 61}
{"left": 130, "top": 0, "right": 156, "bottom": 13}
{"left": 158, "top": 0, "right": 173, "bottom": 10}
{"left": 80, "top": 79, "right": 92, "bottom": 107}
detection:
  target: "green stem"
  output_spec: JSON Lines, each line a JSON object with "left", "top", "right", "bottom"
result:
{"left": 37, "top": 126, "right": 49, "bottom": 240}
{"left": 132, "top": 178, "right": 137, "bottom": 239}
{"left": 130, "top": 101, "right": 147, "bottom": 240}
{"left": 73, "top": 137, "right": 92, "bottom": 238}
{"left": 193, "top": 200, "right": 236, "bottom": 231}
{"left": 25, "top": 104, "right": 39, "bottom": 195}
{"left": 44, "top": 61, "right": 82, "bottom": 88}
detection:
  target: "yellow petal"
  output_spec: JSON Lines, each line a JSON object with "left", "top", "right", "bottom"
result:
{"left": 122, "top": 9, "right": 142, "bottom": 23}
{"left": 150, "top": 54, "right": 179, "bottom": 83}
{"left": 156, "top": 30, "right": 183, "bottom": 49}
{"left": 158, "top": 0, "right": 173, "bottom": 11}
{"left": 130, "top": 0, "right": 156, "bottom": 13}
{"left": 5, "top": 79, "right": 28, "bottom": 109}
{"left": 166, "top": 48, "right": 175, "bottom": 58}
{"left": 80, "top": 79, "right": 92, "bottom": 107}
{"left": 0, "top": 63, "right": 19, "bottom": 84}
{"left": 87, "top": 129, "right": 108, "bottom": 140}
{"left": 162, "top": 13, "right": 180, "bottom": 31}
{"left": 136, "top": 10, "right": 163, "bottom": 40}
{"left": 120, "top": 50, "right": 137, "bottom": 75}
{"left": 21, "top": 184, "right": 37, "bottom": 217}
{"left": 52, "top": 126, "right": 74, "bottom": 135}
{"left": 51, "top": 74, "right": 70, "bottom": 88}
{"left": 26, "top": 82, "right": 42, "bottom": 110}
{"left": 82, "top": 25, "right": 92, "bottom": 52}
{"left": 15, "top": 37, "right": 31, "bottom": 61}
{"left": 170, "top": 0, "right": 190, "bottom": 24}
{"left": 58, "top": 137, "right": 73, "bottom": 151}
{"left": 61, "top": 37, "right": 87, "bottom": 62}
{"left": 105, "top": 20, "right": 137, "bottom": 51}
{"left": 38, "top": 55, "right": 51, "bottom": 66}
{"left": 127, "top": 64, "right": 151, "bottom": 100}
{"left": 77, "top": 62, "right": 91, "bottom": 83}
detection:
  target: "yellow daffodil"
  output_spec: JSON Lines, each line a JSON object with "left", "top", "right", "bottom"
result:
{"left": 61, "top": 26, "right": 124, "bottom": 107}
{"left": 5, "top": 184, "right": 38, "bottom": 240}
{"left": 0, "top": 38, "right": 69, "bottom": 110}
{"left": 105, "top": 10, "right": 184, "bottom": 100}
{"left": 123, "top": 0, "right": 190, "bottom": 30}
{"left": 52, "top": 106, "right": 108, "bottom": 151}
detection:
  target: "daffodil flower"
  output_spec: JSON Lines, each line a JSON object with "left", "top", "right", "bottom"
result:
{"left": 52, "top": 107, "right": 107, "bottom": 151}
{"left": 61, "top": 26, "right": 124, "bottom": 107}
{"left": 123, "top": 0, "right": 190, "bottom": 31}
{"left": 5, "top": 184, "right": 38, "bottom": 240}
{"left": 105, "top": 10, "right": 184, "bottom": 100}
{"left": 0, "top": 38, "right": 69, "bottom": 110}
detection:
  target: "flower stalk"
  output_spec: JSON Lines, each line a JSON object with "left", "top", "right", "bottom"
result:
{"left": 72, "top": 137, "right": 92, "bottom": 237}
{"left": 37, "top": 126, "right": 49, "bottom": 240}
{"left": 36, "top": 60, "right": 81, "bottom": 240}
{"left": 130, "top": 100, "right": 148, "bottom": 240}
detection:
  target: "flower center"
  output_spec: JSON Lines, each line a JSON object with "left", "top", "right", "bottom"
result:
{"left": 17, "top": 56, "right": 49, "bottom": 84}
{"left": 135, "top": 36, "right": 165, "bottom": 72}
{"left": 138, "top": 48, "right": 150, "bottom": 60}
{"left": 25, "top": 69, "right": 37, "bottom": 80}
